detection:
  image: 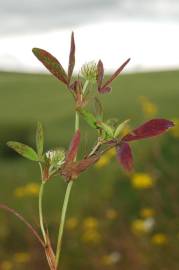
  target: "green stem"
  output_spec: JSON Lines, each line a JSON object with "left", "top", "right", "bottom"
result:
{"left": 55, "top": 180, "right": 73, "bottom": 266}
{"left": 55, "top": 112, "right": 80, "bottom": 268}
{"left": 82, "top": 80, "right": 89, "bottom": 94}
{"left": 55, "top": 80, "right": 89, "bottom": 269}
{"left": 39, "top": 181, "right": 47, "bottom": 244}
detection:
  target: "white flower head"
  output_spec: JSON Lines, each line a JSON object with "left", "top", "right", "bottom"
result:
{"left": 46, "top": 149, "right": 65, "bottom": 168}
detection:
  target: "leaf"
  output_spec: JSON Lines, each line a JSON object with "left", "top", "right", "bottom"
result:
{"left": 116, "top": 143, "right": 133, "bottom": 171}
{"left": 61, "top": 155, "right": 99, "bottom": 182}
{"left": 68, "top": 32, "right": 75, "bottom": 84}
{"left": 76, "top": 155, "right": 99, "bottom": 174}
{"left": 66, "top": 129, "right": 80, "bottom": 162}
{"left": 97, "top": 60, "right": 104, "bottom": 89}
{"left": 94, "top": 97, "right": 103, "bottom": 121}
{"left": 36, "top": 121, "right": 44, "bottom": 159}
{"left": 123, "top": 119, "right": 174, "bottom": 142}
{"left": 114, "top": 119, "right": 130, "bottom": 138}
{"left": 32, "top": 48, "right": 68, "bottom": 85}
{"left": 78, "top": 108, "right": 97, "bottom": 128}
{"left": 97, "top": 122, "right": 114, "bottom": 138}
{"left": 102, "top": 58, "right": 130, "bottom": 88}
{"left": 7, "top": 141, "right": 38, "bottom": 161}
{"left": 98, "top": 86, "right": 112, "bottom": 94}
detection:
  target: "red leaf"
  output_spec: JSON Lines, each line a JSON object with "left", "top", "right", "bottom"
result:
{"left": 116, "top": 143, "right": 133, "bottom": 171}
{"left": 102, "top": 58, "right": 130, "bottom": 88}
{"left": 32, "top": 48, "right": 68, "bottom": 85}
{"left": 68, "top": 32, "right": 75, "bottom": 84}
{"left": 97, "top": 60, "right": 104, "bottom": 89}
{"left": 76, "top": 155, "right": 99, "bottom": 173}
{"left": 123, "top": 119, "right": 174, "bottom": 142}
{"left": 60, "top": 155, "right": 99, "bottom": 182}
{"left": 66, "top": 129, "right": 80, "bottom": 162}
{"left": 98, "top": 86, "right": 112, "bottom": 94}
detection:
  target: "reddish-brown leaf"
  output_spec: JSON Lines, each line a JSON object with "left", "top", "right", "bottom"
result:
{"left": 76, "top": 155, "right": 99, "bottom": 173}
{"left": 98, "top": 86, "right": 112, "bottom": 94}
{"left": 66, "top": 129, "right": 80, "bottom": 162}
{"left": 102, "top": 58, "right": 130, "bottom": 88}
{"left": 97, "top": 60, "right": 104, "bottom": 89}
{"left": 60, "top": 155, "right": 99, "bottom": 182}
{"left": 68, "top": 32, "right": 75, "bottom": 84}
{"left": 32, "top": 48, "right": 68, "bottom": 85}
{"left": 116, "top": 143, "right": 133, "bottom": 171}
{"left": 123, "top": 119, "right": 174, "bottom": 142}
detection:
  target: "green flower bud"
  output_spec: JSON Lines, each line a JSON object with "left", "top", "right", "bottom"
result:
{"left": 80, "top": 61, "right": 97, "bottom": 83}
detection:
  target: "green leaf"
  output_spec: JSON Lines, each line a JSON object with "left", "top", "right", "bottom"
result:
{"left": 36, "top": 121, "right": 44, "bottom": 159}
{"left": 7, "top": 141, "right": 38, "bottom": 161}
{"left": 114, "top": 119, "right": 130, "bottom": 138}
{"left": 97, "top": 122, "right": 114, "bottom": 138}
{"left": 78, "top": 108, "right": 97, "bottom": 129}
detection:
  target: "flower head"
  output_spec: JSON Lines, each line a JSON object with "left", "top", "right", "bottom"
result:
{"left": 80, "top": 61, "right": 97, "bottom": 83}
{"left": 46, "top": 149, "right": 65, "bottom": 169}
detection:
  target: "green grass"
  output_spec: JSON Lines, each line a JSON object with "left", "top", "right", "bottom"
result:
{"left": 0, "top": 70, "right": 179, "bottom": 269}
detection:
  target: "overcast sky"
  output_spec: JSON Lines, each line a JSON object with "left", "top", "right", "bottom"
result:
{"left": 0, "top": 0, "right": 179, "bottom": 72}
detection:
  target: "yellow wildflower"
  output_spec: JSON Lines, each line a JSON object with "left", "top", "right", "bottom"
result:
{"left": 14, "top": 187, "right": 26, "bottom": 198}
{"left": 14, "top": 183, "right": 40, "bottom": 198}
{"left": 1, "top": 261, "right": 13, "bottom": 270}
{"left": 139, "top": 96, "right": 158, "bottom": 117}
{"left": 121, "top": 125, "right": 131, "bottom": 137}
{"left": 66, "top": 217, "right": 78, "bottom": 230}
{"left": 140, "top": 208, "right": 155, "bottom": 218}
{"left": 131, "top": 173, "right": 154, "bottom": 189}
{"left": 14, "top": 252, "right": 30, "bottom": 263}
{"left": 131, "top": 218, "right": 155, "bottom": 235}
{"left": 106, "top": 148, "right": 116, "bottom": 158}
{"left": 101, "top": 252, "right": 121, "bottom": 266}
{"left": 106, "top": 208, "right": 118, "bottom": 220}
{"left": 83, "top": 217, "right": 98, "bottom": 230}
{"left": 82, "top": 229, "right": 101, "bottom": 244}
{"left": 95, "top": 155, "right": 110, "bottom": 168}
{"left": 170, "top": 118, "right": 179, "bottom": 138}
{"left": 151, "top": 233, "right": 168, "bottom": 245}
{"left": 24, "top": 183, "right": 40, "bottom": 196}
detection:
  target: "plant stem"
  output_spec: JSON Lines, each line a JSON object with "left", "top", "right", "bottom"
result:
{"left": 39, "top": 181, "right": 47, "bottom": 244}
{"left": 55, "top": 180, "right": 73, "bottom": 266}
{"left": 0, "top": 203, "right": 44, "bottom": 247}
{"left": 82, "top": 80, "right": 89, "bottom": 94}
{"left": 55, "top": 81, "right": 89, "bottom": 269}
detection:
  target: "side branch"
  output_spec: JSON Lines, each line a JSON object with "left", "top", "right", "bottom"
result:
{"left": 0, "top": 203, "right": 45, "bottom": 247}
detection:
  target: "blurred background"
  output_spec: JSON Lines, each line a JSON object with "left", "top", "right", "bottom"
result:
{"left": 0, "top": 0, "right": 179, "bottom": 269}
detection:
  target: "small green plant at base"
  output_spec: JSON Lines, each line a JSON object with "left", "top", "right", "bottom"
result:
{"left": 0, "top": 32, "right": 174, "bottom": 270}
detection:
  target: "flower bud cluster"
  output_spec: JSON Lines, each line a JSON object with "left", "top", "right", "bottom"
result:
{"left": 80, "top": 61, "right": 97, "bottom": 83}
{"left": 46, "top": 149, "right": 65, "bottom": 171}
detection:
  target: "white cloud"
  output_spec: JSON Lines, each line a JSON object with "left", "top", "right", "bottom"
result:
{"left": 0, "top": 20, "right": 178, "bottom": 72}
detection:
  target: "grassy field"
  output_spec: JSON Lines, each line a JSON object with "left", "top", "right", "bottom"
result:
{"left": 0, "top": 70, "right": 179, "bottom": 270}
